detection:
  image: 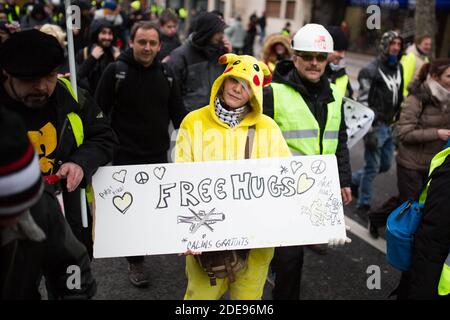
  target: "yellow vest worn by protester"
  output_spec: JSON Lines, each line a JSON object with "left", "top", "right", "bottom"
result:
{"left": 439, "top": 252, "right": 450, "bottom": 296}
{"left": 5, "top": 4, "right": 20, "bottom": 23}
{"left": 271, "top": 82, "right": 343, "bottom": 156}
{"left": 335, "top": 74, "right": 349, "bottom": 98}
{"left": 421, "top": 147, "right": 450, "bottom": 296}
{"left": 401, "top": 51, "right": 430, "bottom": 97}
{"left": 58, "top": 78, "right": 94, "bottom": 204}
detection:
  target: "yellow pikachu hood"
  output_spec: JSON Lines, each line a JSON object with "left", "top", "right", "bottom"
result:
{"left": 209, "top": 54, "right": 272, "bottom": 126}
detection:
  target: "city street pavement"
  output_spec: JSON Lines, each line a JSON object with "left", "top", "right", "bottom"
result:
{"left": 89, "top": 49, "right": 404, "bottom": 300}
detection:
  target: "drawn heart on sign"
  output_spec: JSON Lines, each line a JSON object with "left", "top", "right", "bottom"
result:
{"left": 297, "top": 173, "right": 315, "bottom": 194}
{"left": 290, "top": 161, "right": 303, "bottom": 175}
{"left": 153, "top": 167, "right": 166, "bottom": 180}
{"left": 113, "top": 192, "right": 133, "bottom": 214}
{"left": 112, "top": 169, "right": 127, "bottom": 183}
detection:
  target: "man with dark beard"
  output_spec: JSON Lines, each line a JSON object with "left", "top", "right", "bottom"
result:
{"left": 0, "top": 29, "right": 117, "bottom": 258}
{"left": 76, "top": 19, "right": 120, "bottom": 95}
{"left": 168, "top": 11, "right": 232, "bottom": 112}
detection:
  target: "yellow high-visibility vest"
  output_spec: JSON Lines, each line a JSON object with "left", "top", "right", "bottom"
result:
{"left": 58, "top": 78, "right": 94, "bottom": 204}
{"left": 335, "top": 74, "right": 349, "bottom": 98}
{"left": 418, "top": 147, "right": 450, "bottom": 296}
{"left": 401, "top": 51, "right": 429, "bottom": 97}
{"left": 438, "top": 252, "right": 450, "bottom": 296}
{"left": 271, "top": 82, "right": 342, "bottom": 155}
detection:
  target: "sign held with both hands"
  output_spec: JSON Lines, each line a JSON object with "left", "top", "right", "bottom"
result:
{"left": 92, "top": 155, "right": 347, "bottom": 258}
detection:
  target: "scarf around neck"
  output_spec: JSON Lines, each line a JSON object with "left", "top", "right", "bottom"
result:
{"left": 427, "top": 77, "right": 450, "bottom": 109}
{"left": 214, "top": 96, "right": 249, "bottom": 128}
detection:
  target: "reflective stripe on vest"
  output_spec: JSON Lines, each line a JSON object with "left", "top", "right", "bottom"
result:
{"left": 335, "top": 74, "right": 349, "bottom": 98}
{"left": 272, "top": 82, "right": 342, "bottom": 155}
{"left": 438, "top": 252, "right": 450, "bottom": 296}
{"left": 401, "top": 52, "right": 416, "bottom": 97}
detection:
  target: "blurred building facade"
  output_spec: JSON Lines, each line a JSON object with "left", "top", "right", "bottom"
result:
{"left": 201, "top": 0, "right": 449, "bottom": 58}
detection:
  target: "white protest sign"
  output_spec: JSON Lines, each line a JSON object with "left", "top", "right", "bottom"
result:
{"left": 92, "top": 155, "right": 346, "bottom": 258}
{"left": 344, "top": 97, "right": 375, "bottom": 149}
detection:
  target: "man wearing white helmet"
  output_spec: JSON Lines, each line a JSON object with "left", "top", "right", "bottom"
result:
{"left": 263, "top": 23, "right": 352, "bottom": 300}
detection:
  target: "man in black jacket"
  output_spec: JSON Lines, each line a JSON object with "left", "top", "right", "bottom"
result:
{"left": 351, "top": 31, "right": 403, "bottom": 224}
{"left": 156, "top": 8, "right": 181, "bottom": 63}
{"left": 95, "top": 21, "right": 187, "bottom": 288}
{"left": 76, "top": 19, "right": 120, "bottom": 95}
{"left": 167, "top": 11, "right": 231, "bottom": 112}
{"left": 0, "top": 29, "right": 117, "bottom": 259}
{"left": 0, "top": 107, "right": 97, "bottom": 300}
{"left": 263, "top": 23, "right": 352, "bottom": 300}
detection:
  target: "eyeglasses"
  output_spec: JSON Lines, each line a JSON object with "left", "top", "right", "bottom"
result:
{"left": 295, "top": 52, "right": 328, "bottom": 62}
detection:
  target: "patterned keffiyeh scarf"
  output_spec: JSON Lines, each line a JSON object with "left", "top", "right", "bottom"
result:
{"left": 214, "top": 96, "right": 249, "bottom": 128}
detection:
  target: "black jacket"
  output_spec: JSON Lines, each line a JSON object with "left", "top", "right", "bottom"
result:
{"left": 357, "top": 57, "right": 403, "bottom": 125}
{"left": 0, "top": 81, "right": 117, "bottom": 256}
{"left": 76, "top": 44, "right": 118, "bottom": 95}
{"left": 95, "top": 48, "right": 187, "bottom": 164}
{"left": 157, "top": 33, "right": 181, "bottom": 63}
{"left": 263, "top": 60, "right": 351, "bottom": 187}
{"left": 167, "top": 34, "right": 227, "bottom": 112}
{"left": 398, "top": 155, "right": 450, "bottom": 300}
{"left": 76, "top": 19, "right": 119, "bottom": 95}
{"left": 0, "top": 185, "right": 97, "bottom": 300}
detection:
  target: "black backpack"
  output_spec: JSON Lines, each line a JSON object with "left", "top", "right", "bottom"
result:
{"left": 109, "top": 60, "right": 174, "bottom": 120}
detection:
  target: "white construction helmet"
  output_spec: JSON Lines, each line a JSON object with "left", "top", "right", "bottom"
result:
{"left": 291, "top": 23, "right": 334, "bottom": 53}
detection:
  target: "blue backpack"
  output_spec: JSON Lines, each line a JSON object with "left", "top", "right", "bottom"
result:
{"left": 386, "top": 199, "right": 424, "bottom": 271}
{"left": 386, "top": 151, "right": 447, "bottom": 271}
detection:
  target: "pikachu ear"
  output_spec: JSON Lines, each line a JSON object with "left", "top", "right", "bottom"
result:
{"left": 218, "top": 53, "right": 239, "bottom": 65}
{"left": 260, "top": 61, "right": 272, "bottom": 86}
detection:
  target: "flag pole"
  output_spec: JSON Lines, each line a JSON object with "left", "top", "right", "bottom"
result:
{"left": 65, "top": 0, "right": 88, "bottom": 229}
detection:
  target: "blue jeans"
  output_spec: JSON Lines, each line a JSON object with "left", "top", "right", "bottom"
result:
{"left": 352, "top": 125, "right": 395, "bottom": 207}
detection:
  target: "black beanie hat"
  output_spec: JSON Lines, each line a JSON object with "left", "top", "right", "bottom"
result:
{"left": 0, "top": 107, "right": 43, "bottom": 217}
{"left": 192, "top": 12, "right": 227, "bottom": 47}
{"left": 0, "top": 29, "right": 64, "bottom": 79}
{"left": 326, "top": 26, "right": 348, "bottom": 51}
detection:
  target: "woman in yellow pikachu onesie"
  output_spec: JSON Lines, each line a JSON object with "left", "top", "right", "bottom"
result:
{"left": 175, "top": 53, "right": 291, "bottom": 300}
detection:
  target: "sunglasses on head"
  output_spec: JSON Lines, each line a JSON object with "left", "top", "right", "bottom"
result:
{"left": 295, "top": 52, "right": 328, "bottom": 62}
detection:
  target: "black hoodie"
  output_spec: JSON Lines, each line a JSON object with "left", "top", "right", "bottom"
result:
{"left": 75, "top": 19, "right": 118, "bottom": 95}
{"left": 167, "top": 12, "right": 228, "bottom": 112}
{"left": 95, "top": 48, "right": 187, "bottom": 164}
{"left": 263, "top": 60, "right": 351, "bottom": 187}
{"left": 167, "top": 34, "right": 227, "bottom": 112}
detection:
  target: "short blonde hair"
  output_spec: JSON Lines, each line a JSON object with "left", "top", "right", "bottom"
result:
{"left": 39, "top": 24, "right": 66, "bottom": 47}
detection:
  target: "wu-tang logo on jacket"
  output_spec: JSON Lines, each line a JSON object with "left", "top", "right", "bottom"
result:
{"left": 28, "top": 122, "right": 57, "bottom": 174}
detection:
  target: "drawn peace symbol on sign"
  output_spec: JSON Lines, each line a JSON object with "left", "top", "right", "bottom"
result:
{"left": 311, "top": 160, "right": 326, "bottom": 175}
{"left": 135, "top": 172, "right": 149, "bottom": 184}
